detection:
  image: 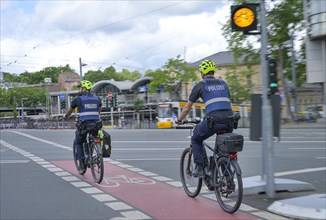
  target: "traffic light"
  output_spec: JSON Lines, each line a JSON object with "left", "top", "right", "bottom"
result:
{"left": 268, "top": 58, "right": 278, "bottom": 95}
{"left": 231, "top": 3, "right": 258, "bottom": 33}
{"left": 113, "top": 93, "right": 117, "bottom": 107}
{"left": 60, "top": 100, "right": 66, "bottom": 110}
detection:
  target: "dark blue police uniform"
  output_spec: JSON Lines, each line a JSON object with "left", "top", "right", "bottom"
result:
{"left": 189, "top": 76, "right": 233, "bottom": 165}
{"left": 70, "top": 92, "right": 102, "bottom": 161}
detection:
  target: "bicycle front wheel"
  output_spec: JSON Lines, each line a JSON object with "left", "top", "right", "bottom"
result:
{"left": 73, "top": 140, "right": 86, "bottom": 175}
{"left": 180, "top": 147, "right": 202, "bottom": 198}
{"left": 213, "top": 156, "right": 243, "bottom": 213}
{"left": 90, "top": 142, "right": 104, "bottom": 184}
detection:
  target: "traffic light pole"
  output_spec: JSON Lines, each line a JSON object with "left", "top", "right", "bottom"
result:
{"left": 111, "top": 106, "right": 114, "bottom": 127}
{"left": 259, "top": 0, "right": 275, "bottom": 198}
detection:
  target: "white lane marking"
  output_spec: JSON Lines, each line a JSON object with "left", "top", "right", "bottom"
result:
{"left": 1, "top": 138, "right": 146, "bottom": 219}
{"left": 165, "top": 181, "right": 183, "bottom": 187}
{"left": 70, "top": 181, "right": 92, "bottom": 188}
{"left": 138, "top": 171, "right": 157, "bottom": 177}
{"left": 0, "top": 160, "right": 30, "bottom": 164}
{"left": 80, "top": 187, "right": 103, "bottom": 194}
{"left": 289, "top": 148, "right": 325, "bottom": 150}
{"left": 5, "top": 131, "right": 285, "bottom": 219}
{"left": 152, "top": 176, "right": 173, "bottom": 182}
{"left": 55, "top": 171, "right": 71, "bottom": 177}
{"left": 105, "top": 202, "right": 133, "bottom": 211}
{"left": 274, "top": 167, "right": 326, "bottom": 177}
{"left": 9, "top": 131, "right": 72, "bottom": 151}
{"left": 92, "top": 194, "right": 117, "bottom": 202}
{"left": 120, "top": 210, "right": 151, "bottom": 220}
{"left": 316, "top": 157, "right": 326, "bottom": 159}
{"left": 127, "top": 167, "right": 144, "bottom": 172}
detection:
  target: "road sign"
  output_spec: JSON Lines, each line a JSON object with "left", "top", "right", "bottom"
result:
{"left": 60, "top": 93, "right": 65, "bottom": 101}
{"left": 107, "top": 92, "right": 113, "bottom": 99}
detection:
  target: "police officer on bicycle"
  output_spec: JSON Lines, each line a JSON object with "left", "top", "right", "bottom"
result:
{"left": 176, "top": 60, "right": 234, "bottom": 178}
{"left": 64, "top": 80, "right": 102, "bottom": 171}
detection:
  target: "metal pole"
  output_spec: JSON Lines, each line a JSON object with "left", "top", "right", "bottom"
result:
{"left": 290, "top": 33, "right": 298, "bottom": 117}
{"left": 260, "top": 0, "right": 275, "bottom": 198}
{"left": 111, "top": 106, "right": 114, "bottom": 127}
{"left": 279, "top": 47, "right": 294, "bottom": 122}
{"left": 79, "top": 57, "right": 83, "bottom": 81}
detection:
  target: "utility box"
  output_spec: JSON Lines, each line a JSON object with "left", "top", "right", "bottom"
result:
{"left": 250, "top": 94, "right": 281, "bottom": 141}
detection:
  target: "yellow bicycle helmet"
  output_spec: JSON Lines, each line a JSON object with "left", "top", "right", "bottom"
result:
{"left": 199, "top": 60, "right": 217, "bottom": 75}
{"left": 78, "top": 80, "right": 93, "bottom": 90}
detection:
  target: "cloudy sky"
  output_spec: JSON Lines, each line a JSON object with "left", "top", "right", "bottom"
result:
{"left": 1, "top": 0, "right": 233, "bottom": 75}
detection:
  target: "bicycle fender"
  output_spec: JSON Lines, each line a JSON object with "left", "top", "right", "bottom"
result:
{"left": 231, "top": 159, "right": 242, "bottom": 175}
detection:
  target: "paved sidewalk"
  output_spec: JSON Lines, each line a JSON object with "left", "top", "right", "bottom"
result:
{"left": 281, "top": 117, "right": 326, "bottom": 129}
{"left": 257, "top": 118, "right": 325, "bottom": 219}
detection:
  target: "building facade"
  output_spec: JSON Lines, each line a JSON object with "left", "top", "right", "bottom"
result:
{"left": 304, "top": 0, "right": 326, "bottom": 115}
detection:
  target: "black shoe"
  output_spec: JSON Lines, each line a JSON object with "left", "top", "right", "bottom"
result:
{"left": 226, "top": 177, "right": 235, "bottom": 191}
{"left": 78, "top": 160, "right": 85, "bottom": 171}
{"left": 192, "top": 165, "right": 204, "bottom": 178}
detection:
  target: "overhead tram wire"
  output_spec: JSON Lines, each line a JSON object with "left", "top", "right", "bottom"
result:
{"left": 69, "top": 2, "right": 183, "bottom": 38}
{"left": 4, "top": 2, "right": 183, "bottom": 69}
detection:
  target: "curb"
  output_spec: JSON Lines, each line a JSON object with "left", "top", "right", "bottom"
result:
{"left": 267, "top": 194, "right": 326, "bottom": 219}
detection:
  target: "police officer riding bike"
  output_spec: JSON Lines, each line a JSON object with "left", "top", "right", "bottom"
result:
{"left": 176, "top": 60, "right": 234, "bottom": 177}
{"left": 64, "top": 80, "right": 102, "bottom": 173}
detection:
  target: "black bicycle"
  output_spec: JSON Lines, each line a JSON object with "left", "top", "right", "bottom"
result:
{"left": 180, "top": 115, "right": 244, "bottom": 213}
{"left": 73, "top": 121, "right": 104, "bottom": 184}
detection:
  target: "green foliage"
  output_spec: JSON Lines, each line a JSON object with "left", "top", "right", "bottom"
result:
{"left": 146, "top": 55, "right": 198, "bottom": 98}
{"left": 134, "top": 98, "right": 144, "bottom": 112}
{"left": 224, "top": 65, "right": 252, "bottom": 105}
{"left": 222, "top": 0, "right": 306, "bottom": 103}
{"left": 84, "top": 69, "right": 107, "bottom": 82}
{"left": 83, "top": 66, "right": 142, "bottom": 83}
{"left": 3, "top": 65, "right": 75, "bottom": 84}
{"left": 267, "top": 0, "right": 305, "bottom": 87}
{"left": 0, "top": 87, "right": 46, "bottom": 108}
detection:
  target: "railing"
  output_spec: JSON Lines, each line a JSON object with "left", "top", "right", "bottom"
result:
{"left": 0, "top": 117, "right": 158, "bottom": 130}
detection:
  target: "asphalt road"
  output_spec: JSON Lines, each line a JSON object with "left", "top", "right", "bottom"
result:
{"left": 1, "top": 127, "right": 325, "bottom": 219}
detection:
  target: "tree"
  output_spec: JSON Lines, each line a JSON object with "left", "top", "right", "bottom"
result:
{"left": 146, "top": 55, "right": 198, "bottom": 99}
{"left": 84, "top": 70, "right": 106, "bottom": 83}
{"left": 3, "top": 65, "right": 75, "bottom": 84}
{"left": 119, "top": 69, "right": 142, "bottom": 81}
{"left": 222, "top": 0, "right": 305, "bottom": 104}
{"left": 133, "top": 98, "right": 144, "bottom": 128}
{"left": 267, "top": 0, "right": 305, "bottom": 86}
{"left": 84, "top": 66, "right": 142, "bottom": 83}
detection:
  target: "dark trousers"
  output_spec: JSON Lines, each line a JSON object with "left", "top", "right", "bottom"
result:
{"left": 191, "top": 119, "right": 233, "bottom": 165}
{"left": 75, "top": 129, "right": 87, "bottom": 161}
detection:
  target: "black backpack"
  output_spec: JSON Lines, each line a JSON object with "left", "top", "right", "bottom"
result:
{"left": 98, "top": 130, "right": 112, "bottom": 157}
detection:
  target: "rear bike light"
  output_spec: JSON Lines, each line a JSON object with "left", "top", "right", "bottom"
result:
{"left": 230, "top": 154, "right": 237, "bottom": 159}
{"left": 95, "top": 139, "right": 101, "bottom": 143}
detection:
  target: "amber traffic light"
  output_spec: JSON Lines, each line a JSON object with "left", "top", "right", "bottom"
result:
{"left": 231, "top": 3, "right": 258, "bottom": 32}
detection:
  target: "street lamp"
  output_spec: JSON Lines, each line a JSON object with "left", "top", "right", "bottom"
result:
{"left": 21, "top": 97, "right": 28, "bottom": 128}
{"left": 286, "top": 24, "right": 298, "bottom": 119}
{"left": 279, "top": 42, "right": 295, "bottom": 122}
{"left": 44, "top": 78, "right": 52, "bottom": 126}
{"left": 79, "top": 58, "right": 87, "bottom": 81}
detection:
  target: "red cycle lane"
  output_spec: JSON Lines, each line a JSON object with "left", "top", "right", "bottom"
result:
{"left": 53, "top": 160, "right": 258, "bottom": 220}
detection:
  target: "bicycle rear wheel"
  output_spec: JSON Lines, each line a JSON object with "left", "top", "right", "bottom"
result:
{"left": 90, "top": 142, "right": 104, "bottom": 184}
{"left": 73, "top": 140, "right": 86, "bottom": 175}
{"left": 213, "top": 156, "right": 243, "bottom": 213}
{"left": 180, "top": 147, "right": 202, "bottom": 197}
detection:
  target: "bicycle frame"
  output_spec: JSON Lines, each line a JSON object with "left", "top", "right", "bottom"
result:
{"left": 83, "top": 132, "right": 101, "bottom": 166}
{"left": 73, "top": 128, "right": 104, "bottom": 184}
{"left": 181, "top": 120, "right": 243, "bottom": 213}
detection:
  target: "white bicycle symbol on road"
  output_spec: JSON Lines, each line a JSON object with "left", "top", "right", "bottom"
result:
{"left": 101, "top": 175, "right": 156, "bottom": 187}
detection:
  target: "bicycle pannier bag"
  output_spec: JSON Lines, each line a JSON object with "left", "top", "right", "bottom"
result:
{"left": 215, "top": 133, "right": 244, "bottom": 153}
{"left": 98, "top": 130, "right": 112, "bottom": 157}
